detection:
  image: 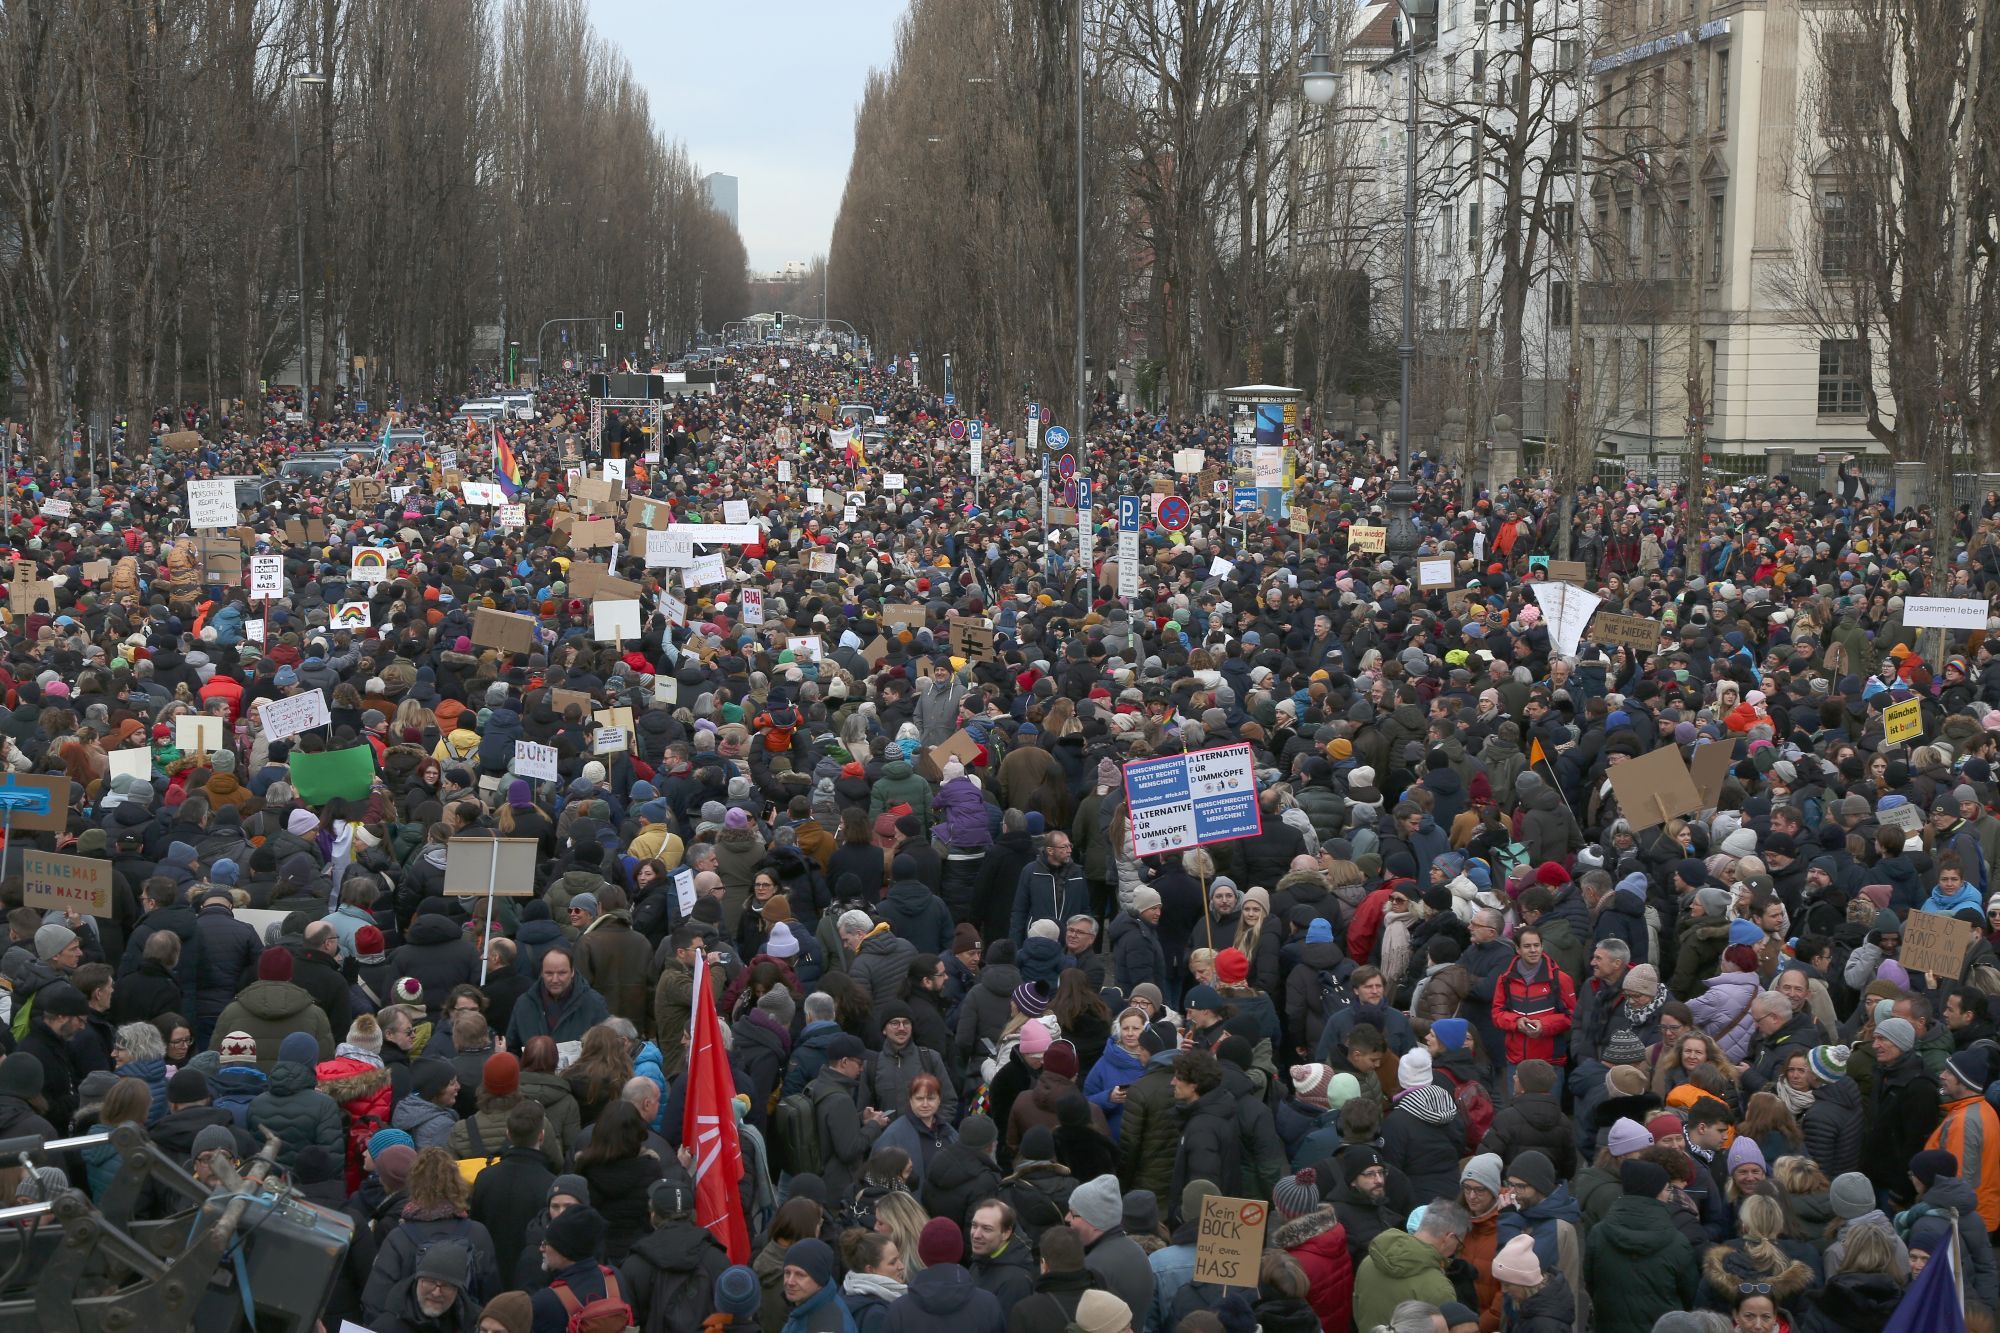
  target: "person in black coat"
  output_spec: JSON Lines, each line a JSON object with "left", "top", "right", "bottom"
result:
{"left": 110, "top": 937, "right": 187, "bottom": 1025}
{"left": 393, "top": 911, "right": 482, "bottom": 1000}
{"left": 1109, "top": 895, "right": 1168, "bottom": 993}
{"left": 188, "top": 892, "right": 260, "bottom": 1041}
{"left": 1378, "top": 1082, "right": 1468, "bottom": 1205}
{"left": 291, "top": 923, "right": 355, "bottom": 1044}
{"left": 117, "top": 883, "right": 198, "bottom": 1011}
{"left": 1169, "top": 1051, "right": 1243, "bottom": 1203}
{"left": 922, "top": 1114, "right": 1004, "bottom": 1234}
{"left": 467, "top": 1102, "right": 557, "bottom": 1274}
{"left": 969, "top": 824, "right": 1038, "bottom": 944}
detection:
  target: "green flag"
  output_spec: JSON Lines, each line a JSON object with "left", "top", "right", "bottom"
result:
{"left": 289, "top": 745, "right": 377, "bottom": 806}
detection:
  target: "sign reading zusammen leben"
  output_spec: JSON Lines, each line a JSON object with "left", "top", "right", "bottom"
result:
{"left": 22, "top": 850, "right": 112, "bottom": 918}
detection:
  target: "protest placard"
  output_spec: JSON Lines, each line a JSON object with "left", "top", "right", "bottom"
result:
{"left": 471, "top": 607, "right": 537, "bottom": 654}
{"left": 330, "top": 601, "right": 372, "bottom": 631}
{"left": 260, "top": 689, "right": 332, "bottom": 741}
{"left": 1690, "top": 740, "right": 1734, "bottom": 809}
{"left": 249, "top": 554, "right": 284, "bottom": 599}
{"left": 723, "top": 500, "right": 751, "bottom": 524}
{"left": 22, "top": 851, "right": 112, "bottom": 917}
{"left": 566, "top": 517, "right": 618, "bottom": 550}
{"left": 186, "top": 480, "right": 237, "bottom": 529}
{"left": 1592, "top": 612, "right": 1664, "bottom": 652}
{"left": 107, "top": 747, "right": 150, "bottom": 784}
{"left": 1902, "top": 909, "right": 1981, "bottom": 978}
{"left": 1193, "top": 1196, "right": 1266, "bottom": 1290}
{"left": 175, "top": 715, "right": 223, "bottom": 754}
{"left": 740, "top": 589, "right": 764, "bottom": 624}
{"left": 1348, "top": 525, "right": 1386, "bottom": 553}
{"left": 1417, "top": 558, "right": 1453, "bottom": 589}
{"left": 514, "top": 741, "right": 558, "bottom": 782}
{"left": 592, "top": 599, "right": 641, "bottom": 642}
{"left": 1606, "top": 744, "right": 1703, "bottom": 833}
{"left": 593, "top": 727, "right": 628, "bottom": 754}
{"left": 442, "top": 838, "right": 539, "bottom": 897}
{"left": 1884, "top": 697, "right": 1924, "bottom": 746}
{"left": 686, "top": 553, "right": 726, "bottom": 588}
{"left": 1122, "top": 744, "right": 1262, "bottom": 858}
{"left": 950, "top": 619, "right": 997, "bottom": 663}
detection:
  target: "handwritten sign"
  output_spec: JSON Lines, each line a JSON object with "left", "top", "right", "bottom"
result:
{"left": 1902, "top": 909, "right": 1981, "bottom": 978}
{"left": 185, "top": 480, "right": 238, "bottom": 529}
{"left": 740, "top": 589, "right": 764, "bottom": 625}
{"left": 1417, "top": 558, "right": 1453, "bottom": 589}
{"left": 1348, "top": 525, "right": 1386, "bottom": 554}
{"left": 1194, "top": 1195, "right": 1265, "bottom": 1289}
{"left": 249, "top": 554, "right": 284, "bottom": 600}
{"left": 514, "top": 740, "right": 559, "bottom": 782}
{"left": 1592, "top": 612, "right": 1664, "bottom": 653}
{"left": 21, "top": 851, "right": 112, "bottom": 918}
{"left": 259, "top": 689, "right": 332, "bottom": 741}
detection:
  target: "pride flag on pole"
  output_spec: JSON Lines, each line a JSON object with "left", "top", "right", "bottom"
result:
{"left": 683, "top": 951, "right": 750, "bottom": 1263}
{"left": 494, "top": 425, "right": 522, "bottom": 499}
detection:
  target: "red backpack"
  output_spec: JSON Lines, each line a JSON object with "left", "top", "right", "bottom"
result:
{"left": 1437, "top": 1066, "right": 1495, "bottom": 1152}
{"left": 551, "top": 1268, "right": 634, "bottom": 1333}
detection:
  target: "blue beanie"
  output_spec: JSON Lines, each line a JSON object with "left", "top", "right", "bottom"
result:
{"left": 783, "top": 1238, "right": 835, "bottom": 1288}
{"left": 278, "top": 1031, "right": 321, "bottom": 1067}
{"left": 1305, "top": 918, "right": 1335, "bottom": 945}
{"left": 210, "top": 858, "right": 240, "bottom": 885}
{"left": 1431, "top": 1017, "right": 1470, "bottom": 1051}
{"left": 1728, "top": 918, "right": 1765, "bottom": 947}
{"left": 1025, "top": 811, "right": 1046, "bottom": 835}
{"left": 367, "top": 1127, "right": 416, "bottom": 1159}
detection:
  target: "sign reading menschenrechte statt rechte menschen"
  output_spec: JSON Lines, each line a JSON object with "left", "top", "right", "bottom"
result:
{"left": 1122, "top": 742, "right": 1263, "bottom": 857}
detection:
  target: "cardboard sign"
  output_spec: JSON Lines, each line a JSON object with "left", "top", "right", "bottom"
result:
{"left": 514, "top": 741, "right": 559, "bottom": 782}
{"left": 1289, "top": 511, "right": 1311, "bottom": 535}
{"left": 916, "top": 728, "right": 985, "bottom": 783}
{"left": 1445, "top": 589, "right": 1477, "bottom": 616}
{"left": 442, "top": 837, "right": 540, "bottom": 896}
{"left": 1690, "top": 739, "right": 1734, "bottom": 809}
{"left": 284, "top": 518, "right": 328, "bottom": 544}
{"left": 80, "top": 560, "right": 111, "bottom": 582}
{"left": 1348, "top": 525, "right": 1386, "bottom": 553}
{"left": 566, "top": 517, "right": 618, "bottom": 550}
{"left": 1592, "top": 612, "right": 1663, "bottom": 652}
{"left": 950, "top": 619, "right": 997, "bottom": 663}
{"left": 654, "top": 678, "right": 679, "bottom": 705}
{"left": 686, "top": 553, "right": 726, "bottom": 588}
{"left": 723, "top": 499, "right": 751, "bottom": 524}
{"left": 594, "top": 706, "right": 636, "bottom": 739}
{"left": 787, "top": 634, "right": 823, "bottom": 663}
{"left": 349, "top": 548, "right": 392, "bottom": 584}
{"left": 0, "top": 774, "right": 73, "bottom": 833}
{"left": 1883, "top": 697, "right": 1924, "bottom": 746}
{"left": 260, "top": 689, "right": 332, "bottom": 741}
{"left": 1606, "top": 743, "right": 1703, "bottom": 833}
{"left": 549, "top": 688, "right": 594, "bottom": 718}
{"left": 22, "top": 850, "right": 112, "bottom": 917}
{"left": 471, "top": 607, "right": 537, "bottom": 654}
{"left": 1193, "top": 1195, "right": 1266, "bottom": 1289}
{"left": 646, "top": 528, "right": 695, "bottom": 568}
{"left": 1417, "top": 558, "right": 1453, "bottom": 589}
{"left": 1544, "top": 559, "right": 1589, "bottom": 583}
{"left": 1902, "top": 909, "right": 1981, "bottom": 978}
{"left": 175, "top": 715, "right": 224, "bottom": 754}
{"left": 809, "top": 551, "right": 837, "bottom": 575}
{"left": 1880, "top": 801, "right": 1927, "bottom": 834}
{"left": 882, "top": 602, "right": 927, "bottom": 629}
{"left": 161, "top": 429, "right": 203, "bottom": 453}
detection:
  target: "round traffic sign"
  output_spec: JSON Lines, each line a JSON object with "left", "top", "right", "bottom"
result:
{"left": 1157, "top": 495, "right": 1191, "bottom": 531}
{"left": 1057, "top": 452, "right": 1077, "bottom": 480}
{"left": 1045, "top": 424, "right": 1070, "bottom": 449}
{"left": 947, "top": 419, "right": 967, "bottom": 440}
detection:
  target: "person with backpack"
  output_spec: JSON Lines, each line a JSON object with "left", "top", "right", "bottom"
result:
{"left": 374, "top": 1238, "right": 480, "bottom": 1333}
{"left": 622, "top": 1174, "right": 732, "bottom": 1333}
{"left": 532, "top": 1204, "right": 631, "bottom": 1333}
{"left": 362, "top": 1147, "right": 502, "bottom": 1327}
{"left": 791, "top": 1033, "right": 879, "bottom": 1200}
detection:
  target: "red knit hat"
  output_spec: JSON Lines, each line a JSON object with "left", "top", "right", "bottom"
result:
{"left": 483, "top": 1052, "right": 521, "bottom": 1097}
{"left": 1215, "top": 947, "right": 1250, "bottom": 986}
{"left": 256, "top": 946, "right": 293, "bottom": 982}
{"left": 917, "top": 1217, "right": 963, "bottom": 1268}
{"left": 1534, "top": 861, "right": 1571, "bottom": 886}
{"left": 353, "top": 925, "right": 386, "bottom": 962}
{"left": 1646, "top": 1111, "right": 1685, "bottom": 1142}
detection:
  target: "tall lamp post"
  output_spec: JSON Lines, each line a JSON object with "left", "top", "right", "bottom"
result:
{"left": 291, "top": 71, "right": 328, "bottom": 409}
{"left": 1074, "top": 0, "right": 1088, "bottom": 449}
{"left": 1303, "top": 1, "right": 1431, "bottom": 556}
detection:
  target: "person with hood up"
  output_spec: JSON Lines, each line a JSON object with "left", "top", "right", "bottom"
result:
{"left": 393, "top": 906, "right": 482, "bottom": 999}
{"left": 208, "top": 946, "right": 333, "bottom": 1070}
{"left": 1515, "top": 772, "right": 1580, "bottom": 865}
{"left": 1582, "top": 1160, "right": 1698, "bottom": 1333}
{"left": 505, "top": 945, "right": 610, "bottom": 1048}
{"left": 879, "top": 856, "right": 954, "bottom": 956}
{"left": 393, "top": 1059, "right": 461, "bottom": 1151}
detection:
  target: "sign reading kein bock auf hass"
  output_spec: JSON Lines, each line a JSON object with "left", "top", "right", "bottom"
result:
{"left": 1121, "top": 742, "right": 1262, "bottom": 858}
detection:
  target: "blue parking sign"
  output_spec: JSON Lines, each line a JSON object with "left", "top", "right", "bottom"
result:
{"left": 1119, "top": 496, "right": 1142, "bottom": 532}
{"left": 1077, "top": 477, "right": 1092, "bottom": 511}
{"left": 1234, "top": 486, "right": 1259, "bottom": 514}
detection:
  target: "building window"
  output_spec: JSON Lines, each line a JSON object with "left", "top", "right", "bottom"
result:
{"left": 1550, "top": 280, "right": 1572, "bottom": 324}
{"left": 1498, "top": 1, "right": 1517, "bottom": 27}
{"left": 1818, "top": 340, "right": 1866, "bottom": 416}
{"left": 1474, "top": 0, "right": 1490, "bottom": 22}
{"left": 1704, "top": 339, "right": 1718, "bottom": 424}
{"left": 1708, "top": 193, "right": 1726, "bottom": 279}
{"left": 1819, "top": 189, "right": 1858, "bottom": 278}
{"left": 1549, "top": 203, "right": 1574, "bottom": 241}
{"left": 1439, "top": 278, "right": 1455, "bottom": 321}
{"left": 1471, "top": 50, "right": 1486, "bottom": 84}
{"left": 1714, "top": 50, "right": 1730, "bottom": 132}
{"left": 1551, "top": 121, "right": 1578, "bottom": 169}
{"left": 1468, "top": 202, "right": 1483, "bottom": 254}
{"left": 1558, "top": 40, "right": 1579, "bottom": 72}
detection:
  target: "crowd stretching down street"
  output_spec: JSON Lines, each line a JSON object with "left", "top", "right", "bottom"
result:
{"left": 0, "top": 341, "right": 1990, "bottom": 1333}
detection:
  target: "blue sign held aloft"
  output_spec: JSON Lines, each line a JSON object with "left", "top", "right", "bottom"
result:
{"left": 1120, "top": 743, "right": 1262, "bottom": 858}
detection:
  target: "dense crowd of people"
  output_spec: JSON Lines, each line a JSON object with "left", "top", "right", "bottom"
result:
{"left": 0, "top": 343, "right": 1989, "bottom": 1333}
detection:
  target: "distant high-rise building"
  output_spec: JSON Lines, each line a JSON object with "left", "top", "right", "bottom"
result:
{"left": 704, "top": 173, "right": 739, "bottom": 231}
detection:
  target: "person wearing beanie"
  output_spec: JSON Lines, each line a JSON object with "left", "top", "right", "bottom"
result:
{"left": 707, "top": 1264, "right": 765, "bottom": 1333}
{"left": 1582, "top": 1157, "right": 1697, "bottom": 1333}
{"left": 33, "top": 922, "right": 78, "bottom": 966}
{"left": 891, "top": 1214, "right": 1005, "bottom": 1333}
{"left": 1821, "top": 1168, "right": 1914, "bottom": 1285}
{"left": 1864, "top": 1012, "right": 1942, "bottom": 1208}
{"left": 206, "top": 938, "right": 333, "bottom": 1072}
{"left": 1110, "top": 886, "right": 1168, "bottom": 995}
{"left": 1931, "top": 1044, "right": 2000, "bottom": 1232}
{"left": 1060, "top": 1173, "right": 1152, "bottom": 1328}
{"left": 244, "top": 1030, "right": 343, "bottom": 1173}
{"left": 621, "top": 1172, "right": 732, "bottom": 1333}
{"left": 927, "top": 1122, "right": 1007, "bottom": 1265}
{"left": 1671, "top": 888, "right": 1734, "bottom": 998}
{"left": 528, "top": 1204, "right": 617, "bottom": 1329}
{"left": 479, "top": 1291, "right": 535, "bottom": 1333}
{"left": 151, "top": 1064, "right": 254, "bottom": 1164}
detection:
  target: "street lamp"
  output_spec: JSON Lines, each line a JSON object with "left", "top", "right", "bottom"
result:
{"left": 291, "top": 71, "right": 328, "bottom": 411}
{"left": 1312, "top": 0, "right": 1433, "bottom": 557}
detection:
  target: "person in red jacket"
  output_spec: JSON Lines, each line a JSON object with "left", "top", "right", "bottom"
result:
{"left": 1270, "top": 1168, "right": 1353, "bottom": 1333}
{"left": 1492, "top": 924, "right": 1576, "bottom": 1097}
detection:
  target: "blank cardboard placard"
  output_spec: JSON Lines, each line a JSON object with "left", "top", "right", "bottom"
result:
{"left": 566, "top": 517, "right": 618, "bottom": 550}
{"left": 549, "top": 687, "right": 594, "bottom": 718}
{"left": 1545, "top": 559, "right": 1588, "bottom": 583}
{"left": 1689, "top": 740, "right": 1734, "bottom": 809}
{"left": 22, "top": 850, "right": 112, "bottom": 918}
{"left": 592, "top": 599, "right": 641, "bottom": 642}
{"left": 1605, "top": 743, "right": 1703, "bottom": 833}
{"left": 882, "top": 602, "right": 927, "bottom": 629}
{"left": 594, "top": 706, "right": 635, "bottom": 738}
{"left": 916, "top": 728, "right": 985, "bottom": 783}
{"left": 442, "top": 837, "right": 540, "bottom": 896}
{"left": 176, "top": 714, "right": 224, "bottom": 754}
{"left": 81, "top": 560, "right": 112, "bottom": 582}
{"left": 471, "top": 607, "right": 537, "bottom": 654}
{"left": 1902, "top": 909, "right": 1980, "bottom": 978}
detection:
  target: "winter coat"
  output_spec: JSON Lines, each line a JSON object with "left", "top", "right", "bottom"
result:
{"left": 1008, "top": 856, "right": 1089, "bottom": 942}
{"left": 879, "top": 879, "right": 954, "bottom": 957}
{"left": 465, "top": 1147, "right": 555, "bottom": 1280}
{"left": 1926, "top": 1092, "right": 2000, "bottom": 1233}
{"left": 362, "top": 1210, "right": 501, "bottom": 1321}
{"left": 190, "top": 904, "right": 262, "bottom": 1026}
{"left": 209, "top": 979, "right": 334, "bottom": 1071}
{"left": 1080, "top": 1042, "right": 1146, "bottom": 1141}
{"left": 1108, "top": 912, "right": 1167, "bottom": 994}
{"left": 1005, "top": 1069, "right": 1104, "bottom": 1154}
{"left": 1582, "top": 1196, "right": 1697, "bottom": 1333}
{"left": 882, "top": 1263, "right": 1005, "bottom": 1333}
{"left": 576, "top": 912, "right": 653, "bottom": 1030}
{"left": 392, "top": 1092, "right": 458, "bottom": 1151}
{"left": 1799, "top": 1075, "right": 1863, "bottom": 1179}
{"left": 1351, "top": 1229, "right": 1455, "bottom": 1333}
{"left": 320, "top": 1050, "right": 395, "bottom": 1191}
{"left": 392, "top": 913, "right": 482, "bottom": 1000}
{"left": 869, "top": 760, "right": 934, "bottom": 825}
{"left": 1379, "top": 1086, "right": 1467, "bottom": 1204}
{"left": 1170, "top": 1083, "right": 1243, "bottom": 1202}
{"left": 1273, "top": 1206, "right": 1355, "bottom": 1333}
{"left": 1687, "top": 969, "right": 1762, "bottom": 1062}
{"left": 1863, "top": 1054, "right": 1941, "bottom": 1203}
{"left": 247, "top": 1060, "right": 345, "bottom": 1170}
{"left": 847, "top": 925, "right": 918, "bottom": 1006}
{"left": 1491, "top": 957, "right": 1577, "bottom": 1067}
{"left": 952, "top": 964, "right": 1020, "bottom": 1069}
{"left": 505, "top": 974, "right": 612, "bottom": 1048}
{"left": 933, "top": 777, "right": 991, "bottom": 849}
{"left": 868, "top": 1040, "right": 957, "bottom": 1124}
{"left": 622, "top": 1220, "right": 733, "bottom": 1333}
{"left": 920, "top": 1140, "right": 1002, "bottom": 1235}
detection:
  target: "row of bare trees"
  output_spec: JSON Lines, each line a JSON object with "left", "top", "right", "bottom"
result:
{"left": 0, "top": 0, "right": 747, "bottom": 458}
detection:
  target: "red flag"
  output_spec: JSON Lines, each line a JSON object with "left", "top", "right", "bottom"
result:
{"left": 683, "top": 952, "right": 750, "bottom": 1263}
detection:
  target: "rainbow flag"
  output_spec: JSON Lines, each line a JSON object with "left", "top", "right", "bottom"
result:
{"left": 494, "top": 425, "right": 521, "bottom": 498}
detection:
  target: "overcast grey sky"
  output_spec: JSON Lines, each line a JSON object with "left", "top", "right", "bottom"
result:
{"left": 585, "top": 0, "right": 905, "bottom": 274}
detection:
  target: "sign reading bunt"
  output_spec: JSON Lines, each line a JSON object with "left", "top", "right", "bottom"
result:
{"left": 1122, "top": 743, "right": 1262, "bottom": 858}
{"left": 22, "top": 850, "right": 112, "bottom": 917}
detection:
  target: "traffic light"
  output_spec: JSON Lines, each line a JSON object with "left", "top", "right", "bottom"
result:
{"left": 774, "top": 312, "right": 784, "bottom": 331}
{"left": 613, "top": 310, "right": 625, "bottom": 332}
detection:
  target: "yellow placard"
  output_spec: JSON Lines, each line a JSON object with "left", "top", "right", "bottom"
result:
{"left": 1348, "top": 525, "right": 1386, "bottom": 554}
{"left": 1884, "top": 697, "right": 1923, "bottom": 746}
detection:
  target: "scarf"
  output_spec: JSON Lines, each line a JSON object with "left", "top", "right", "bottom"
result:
{"left": 1772, "top": 1079, "right": 1816, "bottom": 1117}
{"left": 844, "top": 1271, "right": 908, "bottom": 1302}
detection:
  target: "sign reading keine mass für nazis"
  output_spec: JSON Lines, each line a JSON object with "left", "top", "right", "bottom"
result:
{"left": 1122, "top": 742, "right": 1263, "bottom": 857}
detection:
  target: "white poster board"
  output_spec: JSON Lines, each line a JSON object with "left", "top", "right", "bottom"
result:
{"left": 259, "top": 689, "right": 332, "bottom": 741}
{"left": 1903, "top": 597, "right": 1990, "bottom": 631}
{"left": 185, "top": 480, "right": 238, "bottom": 529}
{"left": 592, "top": 599, "right": 642, "bottom": 642}
{"left": 249, "top": 554, "right": 284, "bottom": 600}
{"left": 514, "top": 740, "right": 559, "bottom": 782}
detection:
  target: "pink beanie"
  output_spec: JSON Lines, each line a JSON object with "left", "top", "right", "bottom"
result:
{"left": 1019, "top": 1018, "right": 1055, "bottom": 1056}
